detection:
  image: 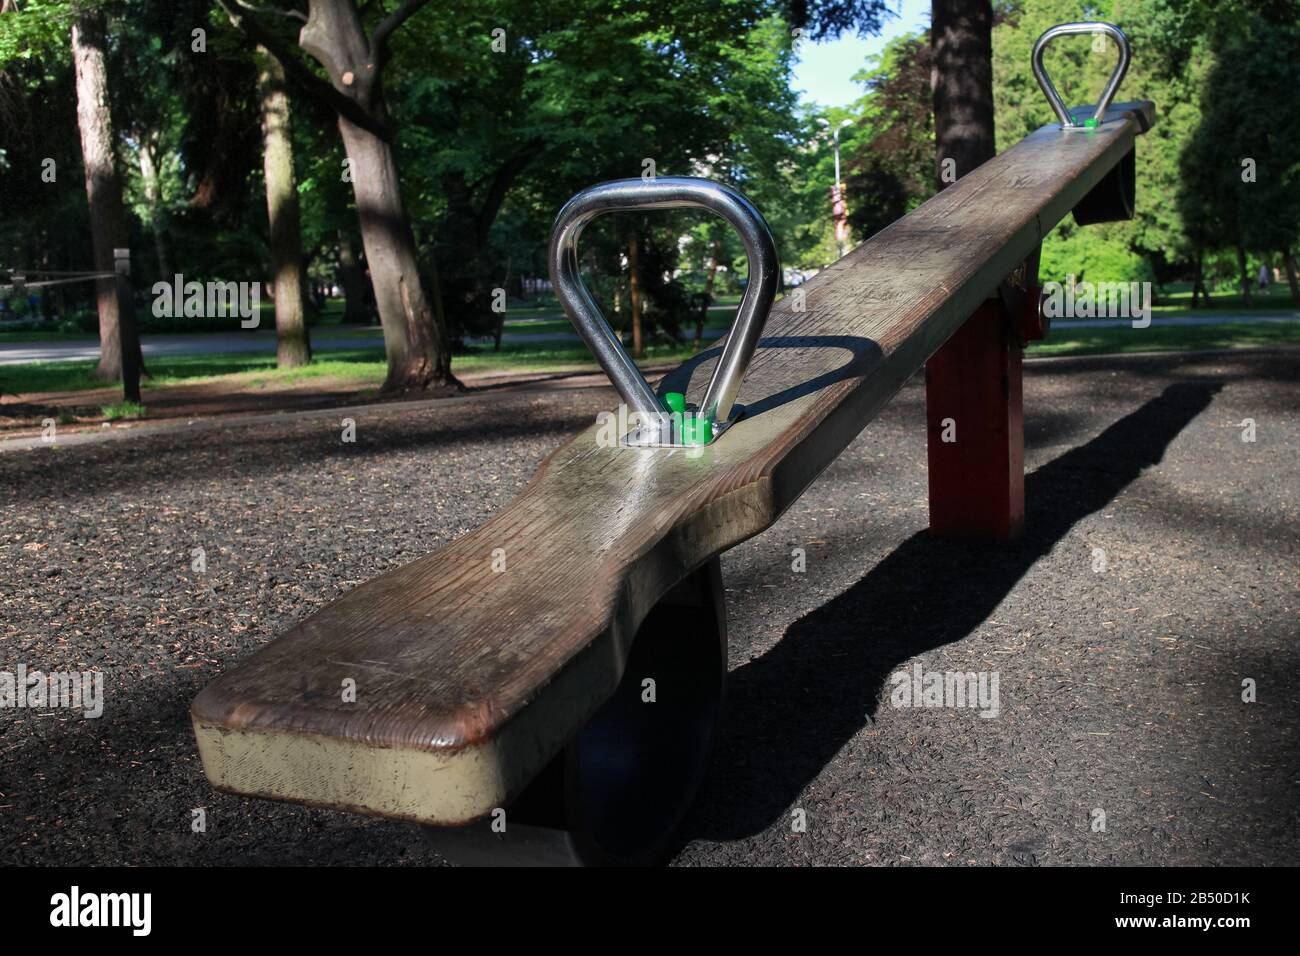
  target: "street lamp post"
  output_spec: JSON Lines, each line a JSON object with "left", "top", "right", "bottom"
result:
{"left": 819, "top": 118, "right": 854, "bottom": 258}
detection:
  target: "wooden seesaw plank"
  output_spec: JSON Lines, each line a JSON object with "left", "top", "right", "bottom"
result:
{"left": 192, "top": 102, "right": 1155, "bottom": 825}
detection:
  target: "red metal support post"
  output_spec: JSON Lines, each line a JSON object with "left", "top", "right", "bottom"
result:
{"left": 925, "top": 298, "right": 1025, "bottom": 539}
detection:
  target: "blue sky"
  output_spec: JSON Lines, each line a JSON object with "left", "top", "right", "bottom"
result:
{"left": 790, "top": 0, "right": 932, "bottom": 109}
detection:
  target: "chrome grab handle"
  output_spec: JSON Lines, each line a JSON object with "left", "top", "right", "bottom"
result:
{"left": 1032, "top": 21, "right": 1131, "bottom": 129}
{"left": 548, "top": 177, "right": 780, "bottom": 444}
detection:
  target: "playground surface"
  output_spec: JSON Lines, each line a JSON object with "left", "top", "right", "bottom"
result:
{"left": 1, "top": 347, "right": 1295, "bottom": 866}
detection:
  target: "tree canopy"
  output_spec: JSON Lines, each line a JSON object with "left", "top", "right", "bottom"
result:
{"left": 2, "top": 0, "right": 1297, "bottom": 396}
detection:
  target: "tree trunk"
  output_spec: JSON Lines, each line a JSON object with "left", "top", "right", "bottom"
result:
{"left": 425, "top": 249, "right": 451, "bottom": 353}
{"left": 290, "top": 0, "right": 455, "bottom": 392}
{"left": 336, "top": 229, "right": 370, "bottom": 323}
{"left": 931, "top": 0, "right": 996, "bottom": 189}
{"left": 257, "top": 49, "right": 311, "bottom": 367}
{"left": 1282, "top": 249, "right": 1300, "bottom": 307}
{"left": 628, "top": 233, "right": 644, "bottom": 359}
{"left": 435, "top": 153, "right": 535, "bottom": 340}
{"left": 696, "top": 236, "right": 722, "bottom": 350}
{"left": 71, "top": 9, "right": 140, "bottom": 400}
{"left": 137, "top": 135, "right": 175, "bottom": 279}
{"left": 495, "top": 254, "right": 510, "bottom": 351}
{"left": 337, "top": 116, "right": 453, "bottom": 391}
{"left": 1235, "top": 244, "right": 1253, "bottom": 308}
{"left": 1191, "top": 246, "right": 1211, "bottom": 308}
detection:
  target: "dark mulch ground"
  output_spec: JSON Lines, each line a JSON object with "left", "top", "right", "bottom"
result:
{"left": 0, "top": 349, "right": 1296, "bottom": 866}
{"left": 0, "top": 363, "right": 657, "bottom": 436}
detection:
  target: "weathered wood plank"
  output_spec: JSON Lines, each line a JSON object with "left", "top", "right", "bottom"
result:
{"left": 193, "top": 102, "right": 1156, "bottom": 825}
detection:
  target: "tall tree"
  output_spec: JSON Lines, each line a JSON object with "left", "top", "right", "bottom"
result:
{"left": 135, "top": 129, "right": 175, "bottom": 279}
{"left": 931, "top": 0, "right": 996, "bottom": 188}
{"left": 1179, "top": 3, "right": 1300, "bottom": 307}
{"left": 405, "top": 4, "right": 813, "bottom": 344}
{"left": 1227, "top": 18, "right": 1300, "bottom": 308}
{"left": 70, "top": 5, "right": 140, "bottom": 400}
{"left": 335, "top": 229, "right": 370, "bottom": 323}
{"left": 844, "top": 30, "right": 935, "bottom": 240}
{"left": 256, "top": 48, "right": 311, "bottom": 366}
{"left": 218, "top": 0, "right": 454, "bottom": 393}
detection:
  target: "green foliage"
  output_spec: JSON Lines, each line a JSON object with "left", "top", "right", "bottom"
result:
{"left": 1, "top": 1, "right": 89, "bottom": 281}
{"left": 385, "top": 1, "right": 808, "bottom": 339}
{"left": 842, "top": 29, "right": 934, "bottom": 241}
{"left": 8, "top": 0, "right": 1297, "bottom": 384}
{"left": 785, "top": 0, "right": 893, "bottom": 42}
{"left": 1039, "top": 220, "right": 1155, "bottom": 285}
{"left": 994, "top": 0, "right": 1213, "bottom": 262}
{"left": 1179, "top": 8, "right": 1300, "bottom": 260}
{"left": 0, "top": 0, "right": 76, "bottom": 64}
{"left": 993, "top": 0, "right": 1300, "bottom": 294}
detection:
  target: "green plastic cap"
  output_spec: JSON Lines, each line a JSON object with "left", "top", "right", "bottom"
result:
{"left": 663, "top": 391, "right": 687, "bottom": 414}
{"left": 682, "top": 414, "right": 714, "bottom": 447}
{"left": 1084, "top": 117, "right": 1098, "bottom": 129}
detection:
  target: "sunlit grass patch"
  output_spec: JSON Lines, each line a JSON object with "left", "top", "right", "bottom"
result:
{"left": 1026, "top": 321, "right": 1300, "bottom": 357}
{"left": 100, "top": 401, "right": 147, "bottom": 420}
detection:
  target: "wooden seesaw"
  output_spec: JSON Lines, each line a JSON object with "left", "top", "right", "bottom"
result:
{"left": 192, "top": 24, "right": 1154, "bottom": 865}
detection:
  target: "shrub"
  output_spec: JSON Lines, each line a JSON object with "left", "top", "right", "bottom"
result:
{"left": 1039, "top": 224, "right": 1156, "bottom": 286}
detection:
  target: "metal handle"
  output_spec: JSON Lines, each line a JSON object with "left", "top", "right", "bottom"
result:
{"left": 1032, "top": 21, "right": 1131, "bottom": 129}
{"left": 548, "top": 177, "right": 780, "bottom": 433}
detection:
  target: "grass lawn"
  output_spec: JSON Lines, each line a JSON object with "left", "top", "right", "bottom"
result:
{"left": 2, "top": 319, "right": 1296, "bottom": 401}
{"left": 0, "top": 349, "right": 384, "bottom": 396}
{"left": 1024, "top": 320, "right": 1300, "bottom": 357}
{"left": 0, "top": 340, "right": 702, "bottom": 397}
{"left": 1151, "top": 280, "right": 1297, "bottom": 316}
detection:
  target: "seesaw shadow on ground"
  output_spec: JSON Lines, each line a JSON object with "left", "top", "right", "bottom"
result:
{"left": 686, "top": 381, "right": 1220, "bottom": 842}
